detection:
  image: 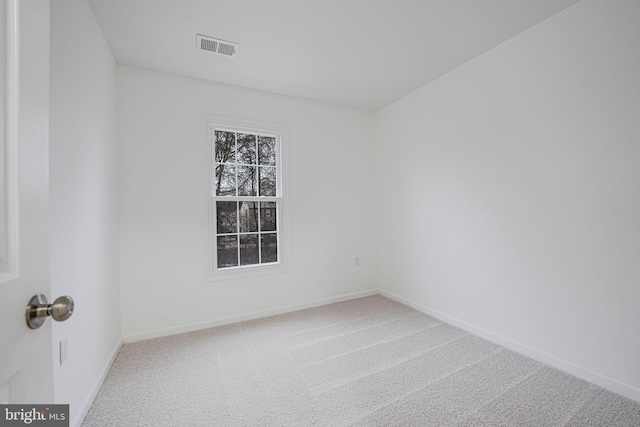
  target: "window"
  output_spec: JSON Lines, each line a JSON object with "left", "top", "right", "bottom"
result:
{"left": 204, "top": 116, "right": 288, "bottom": 279}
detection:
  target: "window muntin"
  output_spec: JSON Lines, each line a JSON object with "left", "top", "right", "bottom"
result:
{"left": 212, "top": 129, "right": 281, "bottom": 270}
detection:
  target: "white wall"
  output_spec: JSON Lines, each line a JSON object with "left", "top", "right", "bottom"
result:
{"left": 375, "top": 0, "right": 640, "bottom": 400}
{"left": 117, "top": 67, "right": 377, "bottom": 339}
{"left": 49, "top": 0, "right": 121, "bottom": 425}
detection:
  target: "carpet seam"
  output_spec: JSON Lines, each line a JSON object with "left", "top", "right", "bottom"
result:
{"left": 286, "top": 312, "right": 423, "bottom": 350}
{"left": 299, "top": 320, "right": 446, "bottom": 367}
{"left": 311, "top": 333, "right": 468, "bottom": 395}
{"left": 345, "top": 347, "right": 505, "bottom": 426}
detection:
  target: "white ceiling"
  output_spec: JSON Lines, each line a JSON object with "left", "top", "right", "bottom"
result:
{"left": 87, "top": 0, "right": 580, "bottom": 111}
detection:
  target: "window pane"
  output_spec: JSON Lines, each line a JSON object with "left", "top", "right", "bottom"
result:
{"left": 261, "top": 233, "right": 278, "bottom": 263}
{"left": 214, "top": 131, "right": 235, "bottom": 163}
{"left": 237, "top": 133, "right": 256, "bottom": 164}
{"left": 240, "top": 234, "right": 259, "bottom": 266}
{"left": 217, "top": 236, "right": 238, "bottom": 268}
{"left": 215, "top": 164, "right": 236, "bottom": 196}
{"left": 239, "top": 202, "right": 258, "bottom": 233}
{"left": 258, "top": 136, "right": 276, "bottom": 166}
{"left": 216, "top": 201, "right": 237, "bottom": 234}
{"left": 260, "top": 202, "right": 277, "bottom": 232}
{"left": 259, "top": 166, "right": 276, "bottom": 196}
{"left": 237, "top": 165, "right": 257, "bottom": 196}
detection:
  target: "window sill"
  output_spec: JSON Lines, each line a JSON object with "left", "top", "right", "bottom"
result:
{"left": 206, "top": 261, "right": 291, "bottom": 282}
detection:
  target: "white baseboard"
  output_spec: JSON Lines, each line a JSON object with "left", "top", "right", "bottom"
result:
{"left": 72, "top": 337, "right": 124, "bottom": 427}
{"left": 379, "top": 289, "right": 640, "bottom": 403}
{"left": 123, "top": 289, "right": 379, "bottom": 343}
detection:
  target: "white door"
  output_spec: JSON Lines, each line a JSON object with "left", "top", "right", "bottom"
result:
{"left": 0, "top": 0, "right": 57, "bottom": 404}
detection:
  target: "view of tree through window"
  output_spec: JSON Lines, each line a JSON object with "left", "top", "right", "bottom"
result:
{"left": 213, "top": 129, "right": 279, "bottom": 269}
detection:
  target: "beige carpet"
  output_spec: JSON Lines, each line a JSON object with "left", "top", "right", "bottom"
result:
{"left": 82, "top": 295, "right": 640, "bottom": 426}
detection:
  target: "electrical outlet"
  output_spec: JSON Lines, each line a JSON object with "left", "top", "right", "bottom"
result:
{"left": 59, "top": 338, "right": 69, "bottom": 365}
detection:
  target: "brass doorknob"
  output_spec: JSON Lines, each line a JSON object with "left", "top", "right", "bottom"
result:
{"left": 26, "top": 294, "right": 74, "bottom": 329}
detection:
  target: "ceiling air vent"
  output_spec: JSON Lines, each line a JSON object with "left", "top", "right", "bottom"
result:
{"left": 196, "top": 34, "right": 238, "bottom": 57}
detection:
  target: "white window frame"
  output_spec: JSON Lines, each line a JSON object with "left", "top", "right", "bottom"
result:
{"left": 202, "top": 115, "right": 290, "bottom": 281}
